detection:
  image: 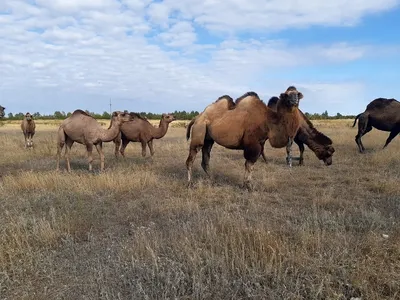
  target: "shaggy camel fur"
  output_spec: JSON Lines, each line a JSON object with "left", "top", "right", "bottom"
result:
{"left": 113, "top": 113, "right": 176, "bottom": 158}
{"left": 0, "top": 105, "right": 5, "bottom": 118}
{"left": 21, "top": 112, "right": 36, "bottom": 149}
{"left": 265, "top": 96, "right": 335, "bottom": 165}
{"left": 353, "top": 98, "right": 400, "bottom": 153}
{"left": 57, "top": 110, "right": 133, "bottom": 172}
{"left": 185, "top": 87, "right": 303, "bottom": 189}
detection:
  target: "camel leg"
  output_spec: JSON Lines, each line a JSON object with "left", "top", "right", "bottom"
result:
{"left": 243, "top": 144, "right": 261, "bottom": 190}
{"left": 141, "top": 140, "right": 147, "bottom": 157}
{"left": 114, "top": 139, "right": 121, "bottom": 158}
{"left": 86, "top": 144, "right": 94, "bottom": 172}
{"left": 383, "top": 128, "right": 399, "bottom": 149}
{"left": 355, "top": 115, "right": 371, "bottom": 153}
{"left": 95, "top": 143, "right": 105, "bottom": 171}
{"left": 286, "top": 137, "right": 294, "bottom": 167}
{"left": 65, "top": 139, "right": 74, "bottom": 172}
{"left": 260, "top": 142, "right": 268, "bottom": 164}
{"left": 30, "top": 132, "right": 35, "bottom": 148}
{"left": 298, "top": 141, "right": 305, "bottom": 166}
{"left": 119, "top": 138, "right": 129, "bottom": 157}
{"left": 56, "top": 141, "right": 65, "bottom": 171}
{"left": 24, "top": 134, "right": 28, "bottom": 148}
{"left": 148, "top": 140, "right": 155, "bottom": 156}
{"left": 186, "top": 145, "right": 202, "bottom": 187}
{"left": 201, "top": 139, "right": 214, "bottom": 178}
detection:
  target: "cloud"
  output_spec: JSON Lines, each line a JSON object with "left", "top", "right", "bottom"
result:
{"left": 0, "top": 0, "right": 400, "bottom": 115}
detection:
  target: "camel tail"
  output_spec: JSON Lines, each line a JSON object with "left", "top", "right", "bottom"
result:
{"left": 186, "top": 118, "right": 196, "bottom": 141}
{"left": 352, "top": 113, "right": 362, "bottom": 127}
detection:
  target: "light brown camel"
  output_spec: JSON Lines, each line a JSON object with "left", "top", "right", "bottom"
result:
{"left": 264, "top": 96, "right": 335, "bottom": 165}
{"left": 353, "top": 97, "right": 400, "bottom": 153}
{"left": 113, "top": 113, "right": 176, "bottom": 158}
{"left": 21, "top": 112, "right": 36, "bottom": 149}
{"left": 185, "top": 87, "right": 303, "bottom": 189}
{"left": 56, "top": 110, "right": 133, "bottom": 172}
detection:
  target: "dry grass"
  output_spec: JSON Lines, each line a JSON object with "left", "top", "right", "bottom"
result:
{"left": 0, "top": 119, "right": 399, "bottom": 299}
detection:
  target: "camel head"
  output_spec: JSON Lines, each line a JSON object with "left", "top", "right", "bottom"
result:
{"left": 25, "top": 112, "right": 33, "bottom": 121}
{"left": 279, "top": 86, "right": 303, "bottom": 107}
{"left": 111, "top": 110, "right": 134, "bottom": 125}
{"left": 0, "top": 106, "right": 5, "bottom": 118}
{"left": 161, "top": 113, "right": 176, "bottom": 123}
{"left": 315, "top": 145, "right": 335, "bottom": 166}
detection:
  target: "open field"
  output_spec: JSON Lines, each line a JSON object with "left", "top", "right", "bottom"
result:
{"left": 0, "top": 119, "right": 399, "bottom": 299}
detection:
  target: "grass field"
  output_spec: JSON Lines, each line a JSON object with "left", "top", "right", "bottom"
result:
{"left": 0, "top": 119, "right": 399, "bottom": 299}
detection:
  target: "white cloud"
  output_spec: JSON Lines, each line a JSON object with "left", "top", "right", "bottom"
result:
{"left": 0, "top": 0, "right": 399, "bottom": 114}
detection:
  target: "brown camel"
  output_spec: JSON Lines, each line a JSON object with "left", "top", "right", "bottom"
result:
{"left": 113, "top": 113, "right": 176, "bottom": 158}
{"left": 0, "top": 105, "right": 5, "bottom": 119}
{"left": 185, "top": 87, "right": 303, "bottom": 189}
{"left": 353, "top": 98, "right": 400, "bottom": 153}
{"left": 265, "top": 96, "right": 335, "bottom": 165}
{"left": 56, "top": 110, "right": 133, "bottom": 172}
{"left": 21, "top": 112, "right": 36, "bottom": 149}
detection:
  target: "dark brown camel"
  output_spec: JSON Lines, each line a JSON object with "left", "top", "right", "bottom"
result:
{"left": 185, "top": 87, "right": 303, "bottom": 189}
{"left": 21, "top": 112, "right": 36, "bottom": 149}
{"left": 353, "top": 98, "right": 400, "bottom": 153}
{"left": 113, "top": 113, "right": 176, "bottom": 158}
{"left": 265, "top": 96, "right": 335, "bottom": 165}
{"left": 0, "top": 105, "right": 5, "bottom": 119}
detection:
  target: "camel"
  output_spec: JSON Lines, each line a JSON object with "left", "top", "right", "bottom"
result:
{"left": 0, "top": 105, "right": 5, "bottom": 118}
{"left": 185, "top": 87, "right": 303, "bottom": 189}
{"left": 353, "top": 98, "right": 400, "bottom": 153}
{"left": 113, "top": 113, "right": 176, "bottom": 158}
{"left": 265, "top": 96, "right": 335, "bottom": 165}
{"left": 21, "top": 112, "right": 36, "bottom": 149}
{"left": 56, "top": 110, "right": 133, "bottom": 172}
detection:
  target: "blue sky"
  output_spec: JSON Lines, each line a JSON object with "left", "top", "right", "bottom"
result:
{"left": 1, "top": 0, "right": 400, "bottom": 116}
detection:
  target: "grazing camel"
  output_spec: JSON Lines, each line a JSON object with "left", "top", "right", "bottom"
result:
{"left": 113, "top": 113, "right": 176, "bottom": 158}
{"left": 186, "top": 87, "right": 303, "bottom": 189}
{"left": 56, "top": 110, "right": 133, "bottom": 172}
{"left": 21, "top": 112, "right": 36, "bottom": 149}
{"left": 265, "top": 96, "right": 335, "bottom": 165}
{"left": 353, "top": 98, "right": 400, "bottom": 153}
{"left": 0, "top": 105, "right": 5, "bottom": 118}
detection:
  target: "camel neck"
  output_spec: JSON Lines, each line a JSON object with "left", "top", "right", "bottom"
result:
{"left": 152, "top": 119, "right": 169, "bottom": 139}
{"left": 100, "top": 119, "right": 121, "bottom": 142}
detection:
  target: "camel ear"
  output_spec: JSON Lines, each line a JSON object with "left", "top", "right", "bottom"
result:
{"left": 298, "top": 92, "right": 304, "bottom": 100}
{"left": 112, "top": 111, "right": 117, "bottom": 116}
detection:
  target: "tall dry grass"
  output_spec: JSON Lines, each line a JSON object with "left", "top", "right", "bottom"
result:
{"left": 0, "top": 119, "right": 399, "bottom": 299}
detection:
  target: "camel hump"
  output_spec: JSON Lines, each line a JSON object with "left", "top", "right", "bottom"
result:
{"left": 128, "top": 112, "right": 148, "bottom": 121}
{"left": 235, "top": 91, "right": 260, "bottom": 104}
{"left": 71, "top": 109, "right": 94, "bottom": 118}
{"left": 366, "top": 98, "right": 399, "bottom": 111}
{"left": 267, "top": 97, "right": 280, "bottom": 109}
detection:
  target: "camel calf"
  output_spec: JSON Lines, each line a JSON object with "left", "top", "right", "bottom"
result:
{"left": 21, "top": 112, "right": 36, "bottom": 149}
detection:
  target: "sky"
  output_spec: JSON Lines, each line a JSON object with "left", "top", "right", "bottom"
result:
{"left": 1, "top": 0, "right": 400, "bottom": 116}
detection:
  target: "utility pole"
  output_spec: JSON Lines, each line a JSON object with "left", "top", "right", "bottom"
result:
{"left": 109, "top": 99, "right": 112, "bottom": 115}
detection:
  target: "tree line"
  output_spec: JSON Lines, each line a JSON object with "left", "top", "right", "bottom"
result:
{"left": 5, "top": 110, "right": 356, "bottom": 120}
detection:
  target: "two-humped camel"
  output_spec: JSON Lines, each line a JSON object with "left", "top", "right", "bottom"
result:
{"left": 113, "top": 113, "right": 176, "bottom": 158}
{"left": 21, "top": 112, "right": 36, "bottom": 149}
{"left": 0, "top": 105, "right": 5, "bottom": 118}
{"left": 266, "top": 96, "right": 335, "bottom": 165}
{"left": 185, "top": 87, "right": 303, "bottom": 189}
{"left": 56, "top": 110, "right": 133, "bottom": 172}
{"left": 353, "top": 97, "right": 400, "bottom": 153}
